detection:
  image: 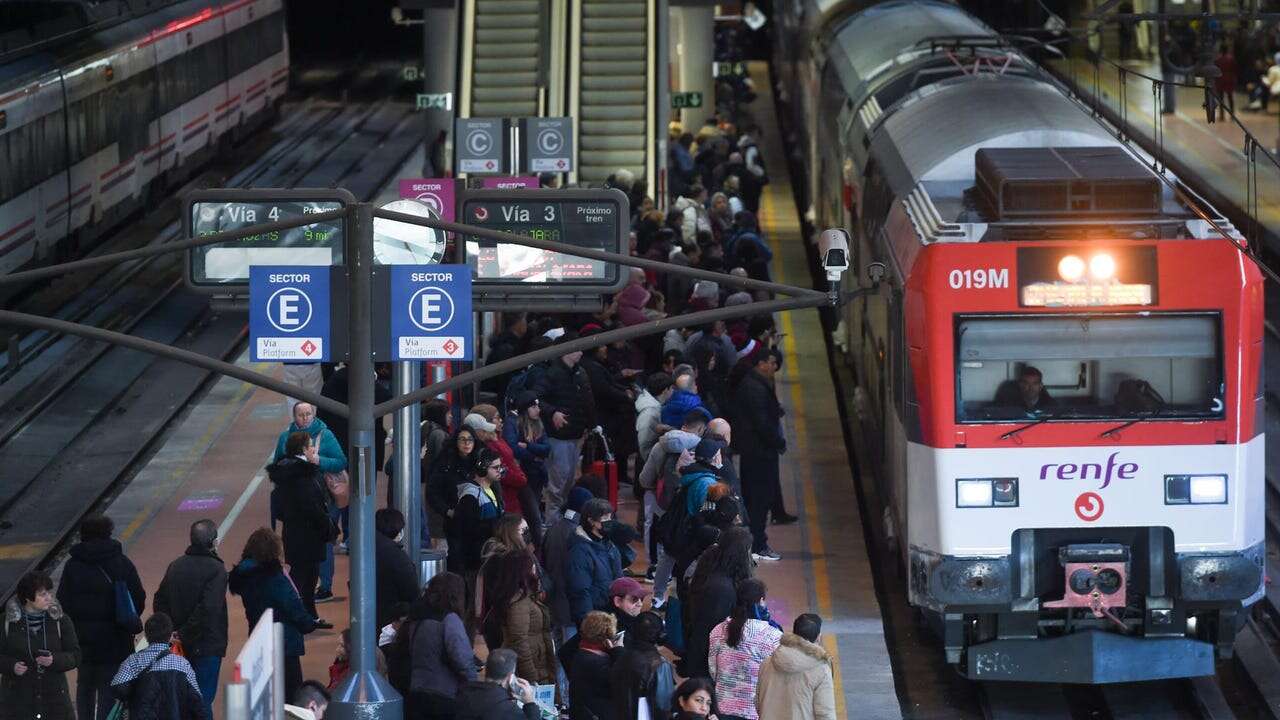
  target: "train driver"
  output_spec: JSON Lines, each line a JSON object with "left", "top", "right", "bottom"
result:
{"left": 993, "top": 365, "right": 1057, "bottom": 412}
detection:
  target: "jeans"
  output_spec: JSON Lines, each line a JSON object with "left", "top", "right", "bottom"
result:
{"left": 543, "top": 436, "right": 582, "bottom": 523}
{"left": 644, "top": 490, "right": 675, "bottom": 602}
{"left": 76, "top": 662, "right": 118, "bottom": 720}
{"left": 189, "top": 655, "right": 222, "bottom": 718}
{"left": 339, "top": 506, "right": 350, "bottom": 542}
{"left": 319, "top": 541, "right": 335, "bottom": 594}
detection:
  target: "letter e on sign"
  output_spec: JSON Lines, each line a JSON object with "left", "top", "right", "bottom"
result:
{"left": 409, "top": 287, "right": 455, "bottom": 333}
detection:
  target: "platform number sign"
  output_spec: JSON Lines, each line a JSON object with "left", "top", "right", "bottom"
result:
{"left": 249, "top": 266, "right": 331, "bottom": 362}
{"left": 521, "top": 117, "right": 574, "bottom": 173}
{"left": 455, "top": 118, "right": 506, "bottom": 174}
{"left": 390, "top": 265, "right": 473, "bottom": 360}
{"left": 671, "top": 92, "right": 703, "bottom": 109}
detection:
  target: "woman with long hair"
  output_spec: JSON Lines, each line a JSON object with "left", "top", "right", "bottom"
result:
{"left": 489, "top": 552, "right": 557, "bottom": 692}
{"left": 400, "top": 572, "right": 475, "bottom": 720}
{"left": 671, "top": 677, "right": 718, "bottom": 718}
{"left": 685, "top": 527, "right": 755, "bottom": 678}
{"left": 478, "top": 513, "right": 534, "bottom": 649}
{"left": 504, "top": 391, "right": 549, "bottom": 510}
{"left": 228, "top": 528, "right": 316, "bottom": 701}
{"left": 706, "top": 579, "right": 782, "bottom": 720}
{"left": 427, "top": 427, "right": 480, "bottom": 550}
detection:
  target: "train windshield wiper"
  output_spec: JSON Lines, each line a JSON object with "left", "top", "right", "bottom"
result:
{"left": 1099, "top": 407, "right": 1173, "bottom": 438}
{"left": 998, "top": 410, "right": 1058, "bottom": 441}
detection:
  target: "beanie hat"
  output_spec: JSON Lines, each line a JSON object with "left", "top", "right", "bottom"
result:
{"left": 694, "top": 437, "right": 726, "bottom": 463}
{"left": 565, "top": 486, "right": 593, "bottom": 513}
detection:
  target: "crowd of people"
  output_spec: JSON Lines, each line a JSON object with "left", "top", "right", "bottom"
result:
{"left": 0, "top": 55, "right": 838, "bottom": 720}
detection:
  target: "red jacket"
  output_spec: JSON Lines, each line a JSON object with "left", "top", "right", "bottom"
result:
{"left": 486, "top": 437, "right": 528, "bottom": 513}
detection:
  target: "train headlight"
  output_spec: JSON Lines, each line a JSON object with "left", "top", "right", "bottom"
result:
{"left": 1164, "top": 474, "right": 1228, "bottom": 504}
{"left": 1058, "top": 254, "right": 1086, "bottom": 282}
{"left": 1089, "top": 253, "right": 1116, "bottom": 280}
{"left": 956, "top": 478, "right": 1018, "bottom": 508}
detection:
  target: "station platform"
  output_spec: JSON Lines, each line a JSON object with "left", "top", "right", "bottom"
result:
{"left": 53, "top": 64, "right": 902, "bottom": 720}
{"left": 1048, "top": 55, "right": 1280, "bottom": 239}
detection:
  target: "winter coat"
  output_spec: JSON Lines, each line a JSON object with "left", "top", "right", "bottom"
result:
{"left": 268, "top": 456, "right": 334, "bottom": 565}
{"left": 427, "top": 445, "right": 476, "bottom": 522}
{"left": 504, "top": 412, "right": 549, "bottom": 490}
{"left": 708, "top": 618, "right": 783, "bottom": 719}
{"left": 634, "top": 392, "right": 665, "bottom": 462}
{"left": 406, "top": 610, "right": 476, "bottom": 698}
{"left": 227, "top": 559, "right": 315, "bottom": 657}
{"left": 686, "top": 332, "right": 737, "bottom": 383}
{"left": 542, "top": 513, "right": 578, "bottom": 629}
{"left": 610, "top": 641, "right": 674, "bottom": 720}
{"left": 502, "top": 595, "right": 557, "bottom": 687}
{"left": 730, "top": 370, "right": 785, "bottom": 459}
{"left": 660, "top": 390, "right": 708, "bottom": 429}
{"left": 638, "top": 429, "right": 700, "bottom": 496}
{"left": 565, "top": 527, "right": 623, "bottom": 624}
{"left": 755, "top": 633, "right": 837, "bottom": 720}
{"left": 272, "top": 418, "right": 347, "bottom": 473}
{"left": 569, "top": 647, "right": 618, "bottom": 720}
{"left": 0, "top": 598, "right": 79, "bottom": 720}
{"left": 318, "top": 366, "right": 391, "bottom": 466}
{"left": 110, "top": 643, "right": 206, "bottom": 720}
{"left": 154, "top": 545, "right": 229, "bottom": 659}
{"left": 482, "top": 330, "right": 529, "bottom": 396}
{"left": 485, "top": 436, "right": 528, "bottom": 515}
{"left": 375, "top": 533, "right": 421, "bottom": 629}
{"left": 454, "top": 680, "right": 540, "bottom": 720}
{"left": 448, "top": 481, "right": 503, "bottom": 573}
{"left": 56, "top": 537, "right": 145, "bottom": 665}
{"left": 685, "top": 572, "right": 737, "bottom": 678}
{"left": 534, "top": 358, "right": 597, "bottom": 440}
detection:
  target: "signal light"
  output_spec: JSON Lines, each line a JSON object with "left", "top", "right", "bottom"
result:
{"left": 1058, "top": 254, "right": 1085, "bottom": 282}
{"left": 1089, "top": 253, "right": 1116, "bottom": 280}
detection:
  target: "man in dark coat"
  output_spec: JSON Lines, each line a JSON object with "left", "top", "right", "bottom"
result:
{"left": 534, "top": 333, "right": 598, "bottom": 523}
{"left": 481, "top": 312, "right": 530, "bottom": 397}
{"left": 729, "top": 347, "right": 786, "bottom": 560}
{"left": 268, "top": 431, "right": 335, "bottom": 626}
{"left": 109, "top": 613, "right": 207, "bottom": 720}
{"left": 373, "top": 509, "right": 421, "bottom": 629}
{"left": 610, "top": 612, "right": 674, "bottom": 720}
{"left": 565, "top": 499, "right": 623, "bottom": 626}
{"left": 154, "top": 520, "right": 227, "bottom": 718}
{"left": 56, "top": 514, "right": 145, "bottom": 720}
{"left": 454, "top": 649, "right": 540, "bottom": 720}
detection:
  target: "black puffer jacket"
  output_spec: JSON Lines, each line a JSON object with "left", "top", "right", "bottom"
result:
{"left": 56, "top": 538, "right": 145, "bottom": 665}
{"left": 534, "top": 358, "right": 597, "bottom": 440}
{"left": 154, "top": 545, "right": 228, "bottom": 659}
{"left": 268, "top": 456, "right": 333, "bottom": 565}
{"left": 0, "top": 598, "right": 79, "bottom": 720}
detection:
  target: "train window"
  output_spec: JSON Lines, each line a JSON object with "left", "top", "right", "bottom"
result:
{"left": 955, "top": 314, "right": 1224, "bottom": 423}
{"left": 0, "top": 110, "right": 67, "bottom": 205}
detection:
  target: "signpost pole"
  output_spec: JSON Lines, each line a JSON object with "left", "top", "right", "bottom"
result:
{"left": 329, "top": 203, "right": 403, "bottom": 720}
{"left": 393, "top": 361, "right": 422, "bottom": 565}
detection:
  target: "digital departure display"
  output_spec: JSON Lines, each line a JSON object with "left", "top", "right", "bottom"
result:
{"left": 460, "top": 197, "right": 621, "bottom": 285}
{"left": 188, "top": 199, "right": 345, "bottom": 286}
{"left": 1017, "top": 245, "right": 1158, "bottom": 307}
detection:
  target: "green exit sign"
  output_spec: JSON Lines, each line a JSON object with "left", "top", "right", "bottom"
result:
{"left": 671, "top": 92, "right": 703, "bottom": 109}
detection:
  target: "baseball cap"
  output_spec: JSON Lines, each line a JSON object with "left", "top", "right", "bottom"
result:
{"left": 610, "top": 577, "right": 652, "bottom": 599}
{"left": 462, "top": 413, "right": 496, "bottom": 433}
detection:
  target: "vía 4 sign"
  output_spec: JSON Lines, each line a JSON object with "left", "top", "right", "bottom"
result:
{"left": 248, "top": 266, "right": 331, "bottom": 363}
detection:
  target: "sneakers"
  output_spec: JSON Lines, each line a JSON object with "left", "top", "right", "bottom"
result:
{"left": 313, "top": 619, "right": 335, "bottom": 630}
{"left": 752, "top": 546, "right": 782, "bottom": 561}
{"left": 335, "top": 542, "right": 349, "bottom": 555}
{"left": 315, "top": 590, "right": 335, "bottom": 603}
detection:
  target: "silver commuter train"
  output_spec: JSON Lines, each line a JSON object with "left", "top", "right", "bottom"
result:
{"left": 0, "top": 0, "right": 288, "bottom": 273}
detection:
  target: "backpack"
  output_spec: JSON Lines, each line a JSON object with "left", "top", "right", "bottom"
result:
{"left": 503, "top": 366, "right": 536, "bottom": 414}
{"left": 654, "top": 450, "right": 688, "bottom": 512}
{"left": 654, "top": 484, "right": 695, "bottom": 554}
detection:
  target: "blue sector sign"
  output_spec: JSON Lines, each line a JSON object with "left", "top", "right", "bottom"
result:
{"left": 249, "top": 266, "right": 330, "bottom": 362}
{"left": 390, "top": 265, "right": 473, "bottom": 361}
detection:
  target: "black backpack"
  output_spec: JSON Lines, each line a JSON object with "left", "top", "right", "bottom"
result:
{"left": 655, "top": 485, "right": 696, "bottom": 555}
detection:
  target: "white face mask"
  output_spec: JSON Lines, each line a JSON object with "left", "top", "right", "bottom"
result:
{"left": 394, "top": 531, "right": 405, "bottom": 543}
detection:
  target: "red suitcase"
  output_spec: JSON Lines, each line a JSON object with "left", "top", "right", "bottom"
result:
{"left": 588, "top": 429, "right": 619, "bottom": 510}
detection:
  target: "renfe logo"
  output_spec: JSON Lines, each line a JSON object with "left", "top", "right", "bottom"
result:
{"left": 1040, "top": 452, "right": 1137, "bottom": 489}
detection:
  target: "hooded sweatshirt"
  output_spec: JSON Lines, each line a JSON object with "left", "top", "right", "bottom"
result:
{"left": 754, "top": 633, "right": 837, "bottom": 720}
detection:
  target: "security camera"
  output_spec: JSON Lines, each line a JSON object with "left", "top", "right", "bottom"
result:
{"left": 818, "top": 228, "right": 851, "bottom": 283}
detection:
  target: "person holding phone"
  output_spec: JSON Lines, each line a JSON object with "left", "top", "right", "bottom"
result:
{"left": 454, "top": 648, "right": 540, "bottom": 720}
{"left": 0, "top": 571, "right": 80, "bottom": 720}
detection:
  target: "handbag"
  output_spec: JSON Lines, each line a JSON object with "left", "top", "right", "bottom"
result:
{"left": 325, "top": 471, "right": 350, "bottom": 509}
{"left": 99, "top": 567, "right": 141, "bottom": 634}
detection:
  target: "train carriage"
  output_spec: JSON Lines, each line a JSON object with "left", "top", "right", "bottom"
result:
{"left": 780, "top": 0, "right": 1266, "bottom": 683}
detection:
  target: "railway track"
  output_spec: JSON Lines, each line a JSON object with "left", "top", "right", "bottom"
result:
{"left": 0, "top": 64, "right": 423, "bottom": 599}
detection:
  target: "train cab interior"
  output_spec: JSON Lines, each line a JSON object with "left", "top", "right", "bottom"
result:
{"left": 955, "top": 314, "right": 1225, "bottom": 422}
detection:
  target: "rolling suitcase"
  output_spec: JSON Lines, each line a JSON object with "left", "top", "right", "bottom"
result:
{"left": 588, "top": 428, "right": 619, "bottom": 510}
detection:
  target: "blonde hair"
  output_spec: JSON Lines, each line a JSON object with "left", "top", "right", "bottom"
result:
{"left": 579, "top": 611, "right": 618, "bottom": 644}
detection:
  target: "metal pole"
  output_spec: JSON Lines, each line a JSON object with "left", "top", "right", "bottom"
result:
{"left": 393, "top": 361, "right": 422, "bottom": 564}
{"left": 329, "top": 203, "right": 403, "bottom": 720}
{"left": 272, "top": 622, "right": 285, "bottom": 720}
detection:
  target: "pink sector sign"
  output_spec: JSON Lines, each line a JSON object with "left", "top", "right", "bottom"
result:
{"left": 481, "top": 176, "right": 539, "bottom": 189}
{"left": 397, "top": 179, "right": 456, "bottom": 222}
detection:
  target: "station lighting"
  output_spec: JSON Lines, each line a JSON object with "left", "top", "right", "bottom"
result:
{"left": 1089, "top": 252, "right": 1116, "bottom": 280}
{"left": 1057, "top": 254, "right": 1086, "bottom": 282}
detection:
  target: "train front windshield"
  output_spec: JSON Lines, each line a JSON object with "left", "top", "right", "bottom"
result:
{"left": 955, "top": 314, "right": 1225, "bottom": 422}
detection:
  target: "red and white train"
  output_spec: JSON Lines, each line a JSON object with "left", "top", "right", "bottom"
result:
{"left": 0, "top": 0, "right": 288, "bottom": 274}
{"left": 777, "top": 0, "right": 1265, "bottom": 682}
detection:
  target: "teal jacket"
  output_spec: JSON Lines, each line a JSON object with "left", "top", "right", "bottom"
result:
{"left": 273, "top": 418, "right": 347, "bottom": 473}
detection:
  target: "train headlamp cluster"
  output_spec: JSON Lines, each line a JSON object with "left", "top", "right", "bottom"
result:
{"left": 1164, "top": 474, "right": 1228, "bottom": 505}
{"left": 1056, "top": 252, "right": 1116, "bottom": 282}
{"left": 955, "top": 478, "right": 1018, "bottom": 508}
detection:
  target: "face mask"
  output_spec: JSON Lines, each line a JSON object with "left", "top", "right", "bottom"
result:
{"left": 394, "top": 531, "right": 405, "bottom": 543}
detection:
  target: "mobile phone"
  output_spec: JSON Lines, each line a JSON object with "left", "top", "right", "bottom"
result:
{"left": 35, "top": 650, "right": 51, "bottom": 657}
{"left": 613, "top": 631, "right": 626, "bottom": 645}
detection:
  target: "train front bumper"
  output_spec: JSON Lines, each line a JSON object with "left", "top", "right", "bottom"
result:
{"left": 966, "top": 629, "right": 1214, "bottom": 683}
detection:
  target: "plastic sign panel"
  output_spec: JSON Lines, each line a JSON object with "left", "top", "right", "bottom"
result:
{"left": 455, "top": 118, "right": 506, "bottom": 174}
{"left": 184, "top": 188, "right": 352, "bottom": 290}
{"left": 397, "top": 179, "right": 456, "bottom": 222}
{"left": 671, "top": 92, "right": 703, "bottom": 109}
{"left": 249, "top": 266, "right": 331, "bottom": 362}
{"left": 521, "top": 117, "right": 573, "bottom": 173}
{"left": 234, "top": 608, "right": 278, "bottom": 720}
{"left": 390, "top": 265, "right": 473, "bottom": 361}
{"left": 481, "top": 176, "right": 538, "bottom": 189}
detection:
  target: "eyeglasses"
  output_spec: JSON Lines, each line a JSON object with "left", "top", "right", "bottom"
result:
{"left": 458, "top": 437, "right": 475, "bottom": 444}
{"left": 489, "top": 464, "right": 506, "bottom": 473}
